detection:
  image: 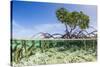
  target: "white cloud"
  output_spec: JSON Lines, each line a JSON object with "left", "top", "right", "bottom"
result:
{"left": 33, "top": 23, "right": 65, "bottom": 33}
{"left": 12, "top": 20, "right": 34, "bottom": 39}
{"left": 12, "top": 21, "right": 65, "bottom": 39}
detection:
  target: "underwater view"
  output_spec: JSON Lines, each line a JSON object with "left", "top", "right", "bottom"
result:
{"left": 11, "top": 39, "right": 97, "bottom": 66}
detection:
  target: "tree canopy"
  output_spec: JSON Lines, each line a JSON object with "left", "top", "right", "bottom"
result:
{"left": 56, "top": 8, "right": 89, "bottom": 32}
{"left": 56, "top": 8, "right": 92, "bottom": 38}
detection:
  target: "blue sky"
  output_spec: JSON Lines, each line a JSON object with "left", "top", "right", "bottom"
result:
{"left": 12, "top": 1, "right": 97, "bottom": 39}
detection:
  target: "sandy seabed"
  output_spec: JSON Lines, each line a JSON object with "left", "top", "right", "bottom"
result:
{"left": 12, "top": 47, "right": 97, "bottom": 67}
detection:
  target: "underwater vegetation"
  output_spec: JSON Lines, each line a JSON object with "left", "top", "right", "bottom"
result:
{"left": 11, "top": 39, "right": 97, "bottom": 66}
